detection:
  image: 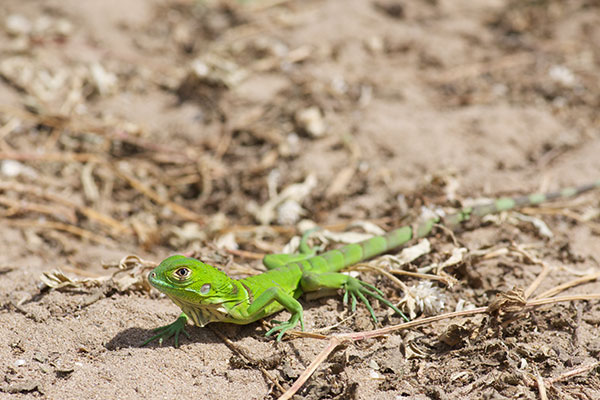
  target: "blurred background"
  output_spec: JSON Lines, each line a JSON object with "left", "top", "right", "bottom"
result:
{"left": 1, "top": 0, "right": 599, "bottom": 398}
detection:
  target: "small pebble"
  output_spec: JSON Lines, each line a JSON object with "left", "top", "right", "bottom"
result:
{"left": 369, "top": 370, "right": 383, "bottom": 380}
{"left": 5, "top": 14, "right": 32, "bottom": 36}
{"left": 295, "top": 107, "right": 326, "bottom": 137}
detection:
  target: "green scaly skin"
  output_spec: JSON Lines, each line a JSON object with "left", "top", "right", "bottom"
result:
{"left": 144, "top": 180, "right": 600, "bottom": 346}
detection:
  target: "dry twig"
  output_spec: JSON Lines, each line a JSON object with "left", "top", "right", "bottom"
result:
{"left": 277, "top": 292, "right": 600, "bottom": 400}
{"left": 5, "top": 219, "right": 114, "bottom": 246}
{"left": 544, "top": 361, "right": 600, "bottom": 386}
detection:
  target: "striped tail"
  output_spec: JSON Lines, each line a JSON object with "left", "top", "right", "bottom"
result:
{"left": 316, "top": 180, "right": 600, "bottom": 272}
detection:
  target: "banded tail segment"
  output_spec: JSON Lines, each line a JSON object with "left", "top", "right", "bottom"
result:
{"left": 313, "top": 180, "right": 600, "bottom": 273}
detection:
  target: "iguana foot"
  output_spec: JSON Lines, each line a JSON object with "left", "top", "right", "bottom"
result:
{"left": 265, "top": 314, "right": 304, "bottom": 342}
{"left": 343, "top": 277, "right": 410, "bottom": 323}
{"left": 142, "top": 314, "right": 190, "bottom": 347}
{"left": 298, "top": 226, "right": 323, "bottom": 255}
{"left": 262, "top": 227, "right": 322, "bottom": 269}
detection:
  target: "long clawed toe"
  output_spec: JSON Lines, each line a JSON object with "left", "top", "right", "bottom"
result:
{"left": 265, "top": 316, "right": 304, "bottom": 342}
{"left": 344, "top": 278, "right": 409, "bottom": 323}
{"left": 141, "top": 316, "right": 190, "bottom": 347}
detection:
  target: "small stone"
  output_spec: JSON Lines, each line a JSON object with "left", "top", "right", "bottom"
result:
{"left": 368, "top": 359, "right": 380, "bottom": 370}
{"left": 548, "top": 65, "right": 576, "bottom": 87}
{"left": 366, "top": 36, "right": 384, "bottom": 53}
{"left": 14, "top": 359, "right": 26, "bottom": 367}
{"left": 54, "top": 19, "right": 74, "bottom": 37}
{"left": 369, "top": 370, "right": 384, "bottom": 380}
{"left": 6, "top": 380, "right": 40, "bottom": 394}
{"left": 90, "top": 63, "right": 118, "bottom": 95}
{"left": 5, "top": 14, "right": 32, "bottom": 36}
{"left": 295, "top": 107, "right": 326, "bottom": 137}
{"left": 1, "top": 160, "right": 37, "bottom": 178}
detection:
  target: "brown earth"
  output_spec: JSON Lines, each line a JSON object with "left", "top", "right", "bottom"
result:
{"left": 1, "top": 0, "right": 600, "bottom": 399}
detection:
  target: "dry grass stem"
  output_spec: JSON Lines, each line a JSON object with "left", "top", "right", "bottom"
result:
{"left": 278, "top": 338, "right": 343, "bottom": 400}
{"left": 521, "top": 207, "right": 600, "bottom": 234}
{"left": 0, "top": 151, "right": 102, "bottom": 163}
{"left": 535, "top": 272, "right": 600, "bottom": 299}
{"left": 278, "top": 291, "right": 600, "bottom": 399}
{"left": 544, "top": 361, "right": 600, "bottom": 386}
{"left": 225, "top": 248, "right": 265, "bottom": 260}
{"left": 510, "top": 245, "right": 552, "bottom": 299}
{"left": 351, "top": 263, "right": 410, "bottom": 292}
{"left": 0, "top": 195, "right": 76, "bottom": 222}
{"left": 536, "top": 371, "right": 548, "bottom": 400}
{"left": 111, "top": 164, "right": 204, "bottom": 222}
{"left": 388, "top": 268, "right": 456, "bottom": 286}
{"left": 0, "top": 181, "right": 129, "bottom": 235}
{"left": 5, "top": 219, "right": 114, "bottom": 246}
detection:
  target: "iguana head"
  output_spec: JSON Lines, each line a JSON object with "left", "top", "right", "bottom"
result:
{"left": 148, "top": 255, "right": 238, "bottom": 326}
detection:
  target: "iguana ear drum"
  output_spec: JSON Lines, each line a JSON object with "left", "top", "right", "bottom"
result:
{"left": 200, "top": 283, "right": 211, "bottom": 294}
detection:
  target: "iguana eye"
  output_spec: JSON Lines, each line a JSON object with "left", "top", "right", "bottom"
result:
{"left": 200, "top": 283, "right": 211, "bottom": 294}
{"left": 173, "top": 267, "right": 191, "bottom": 280}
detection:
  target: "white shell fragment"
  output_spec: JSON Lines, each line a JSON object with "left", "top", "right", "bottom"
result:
{"left": 295, "top": 107, "right": 326, "bottom": 138}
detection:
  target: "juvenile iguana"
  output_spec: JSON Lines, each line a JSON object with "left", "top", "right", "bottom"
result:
{"left": 144, "top": 181, "right": 600, "bottom": 346}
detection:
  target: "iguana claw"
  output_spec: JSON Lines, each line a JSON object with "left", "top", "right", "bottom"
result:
{"left": 343, "top": 277, "right": 409, "bottom": 323}
{"left": 265, "top": 315, "right": 304, "bottom": 342}
{"left": 142, "top": 314, "right": 190, "bottom": 347}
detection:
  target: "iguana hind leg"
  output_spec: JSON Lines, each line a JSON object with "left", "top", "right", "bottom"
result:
{"left": 301, "top": 272, "right": 409, "bottom": 323}
{"left": 262, "top": 228, "right": 321, "bottom": 269}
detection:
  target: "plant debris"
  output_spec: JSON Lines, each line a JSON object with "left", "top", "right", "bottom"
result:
{"left": 1, "top": 1, "right": 600, "bottom": 399}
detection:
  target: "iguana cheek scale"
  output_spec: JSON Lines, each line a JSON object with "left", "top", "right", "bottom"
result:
{"left": 144, "top": 180, "right": 600, "bottom": 346}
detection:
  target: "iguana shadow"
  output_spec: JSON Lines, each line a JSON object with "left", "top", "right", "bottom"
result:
{"left": 105, "top": 322, "right": 267, "bottom": 350}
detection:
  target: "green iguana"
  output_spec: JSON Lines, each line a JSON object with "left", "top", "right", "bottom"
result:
{"left": 144, "top": 181, "right": 600, "bottom": 346}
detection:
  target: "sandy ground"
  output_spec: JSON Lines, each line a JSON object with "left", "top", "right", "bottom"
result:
{"left": 1, "top": 0, "right": 600, "bottom": 399}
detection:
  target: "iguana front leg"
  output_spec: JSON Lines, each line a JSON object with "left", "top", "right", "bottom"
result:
{"left": 142, "top": 313, "right": 190, "bottom": 347}
{"left": 246, "top": 287, "right": 305, "bottom": 341}
{"left": 301, "top": 272, "right": 409, "bottom": 323}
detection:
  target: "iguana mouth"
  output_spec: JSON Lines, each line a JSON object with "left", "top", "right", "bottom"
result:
{"left": 167, "top": 295, "right": 229, "bottom": 327}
